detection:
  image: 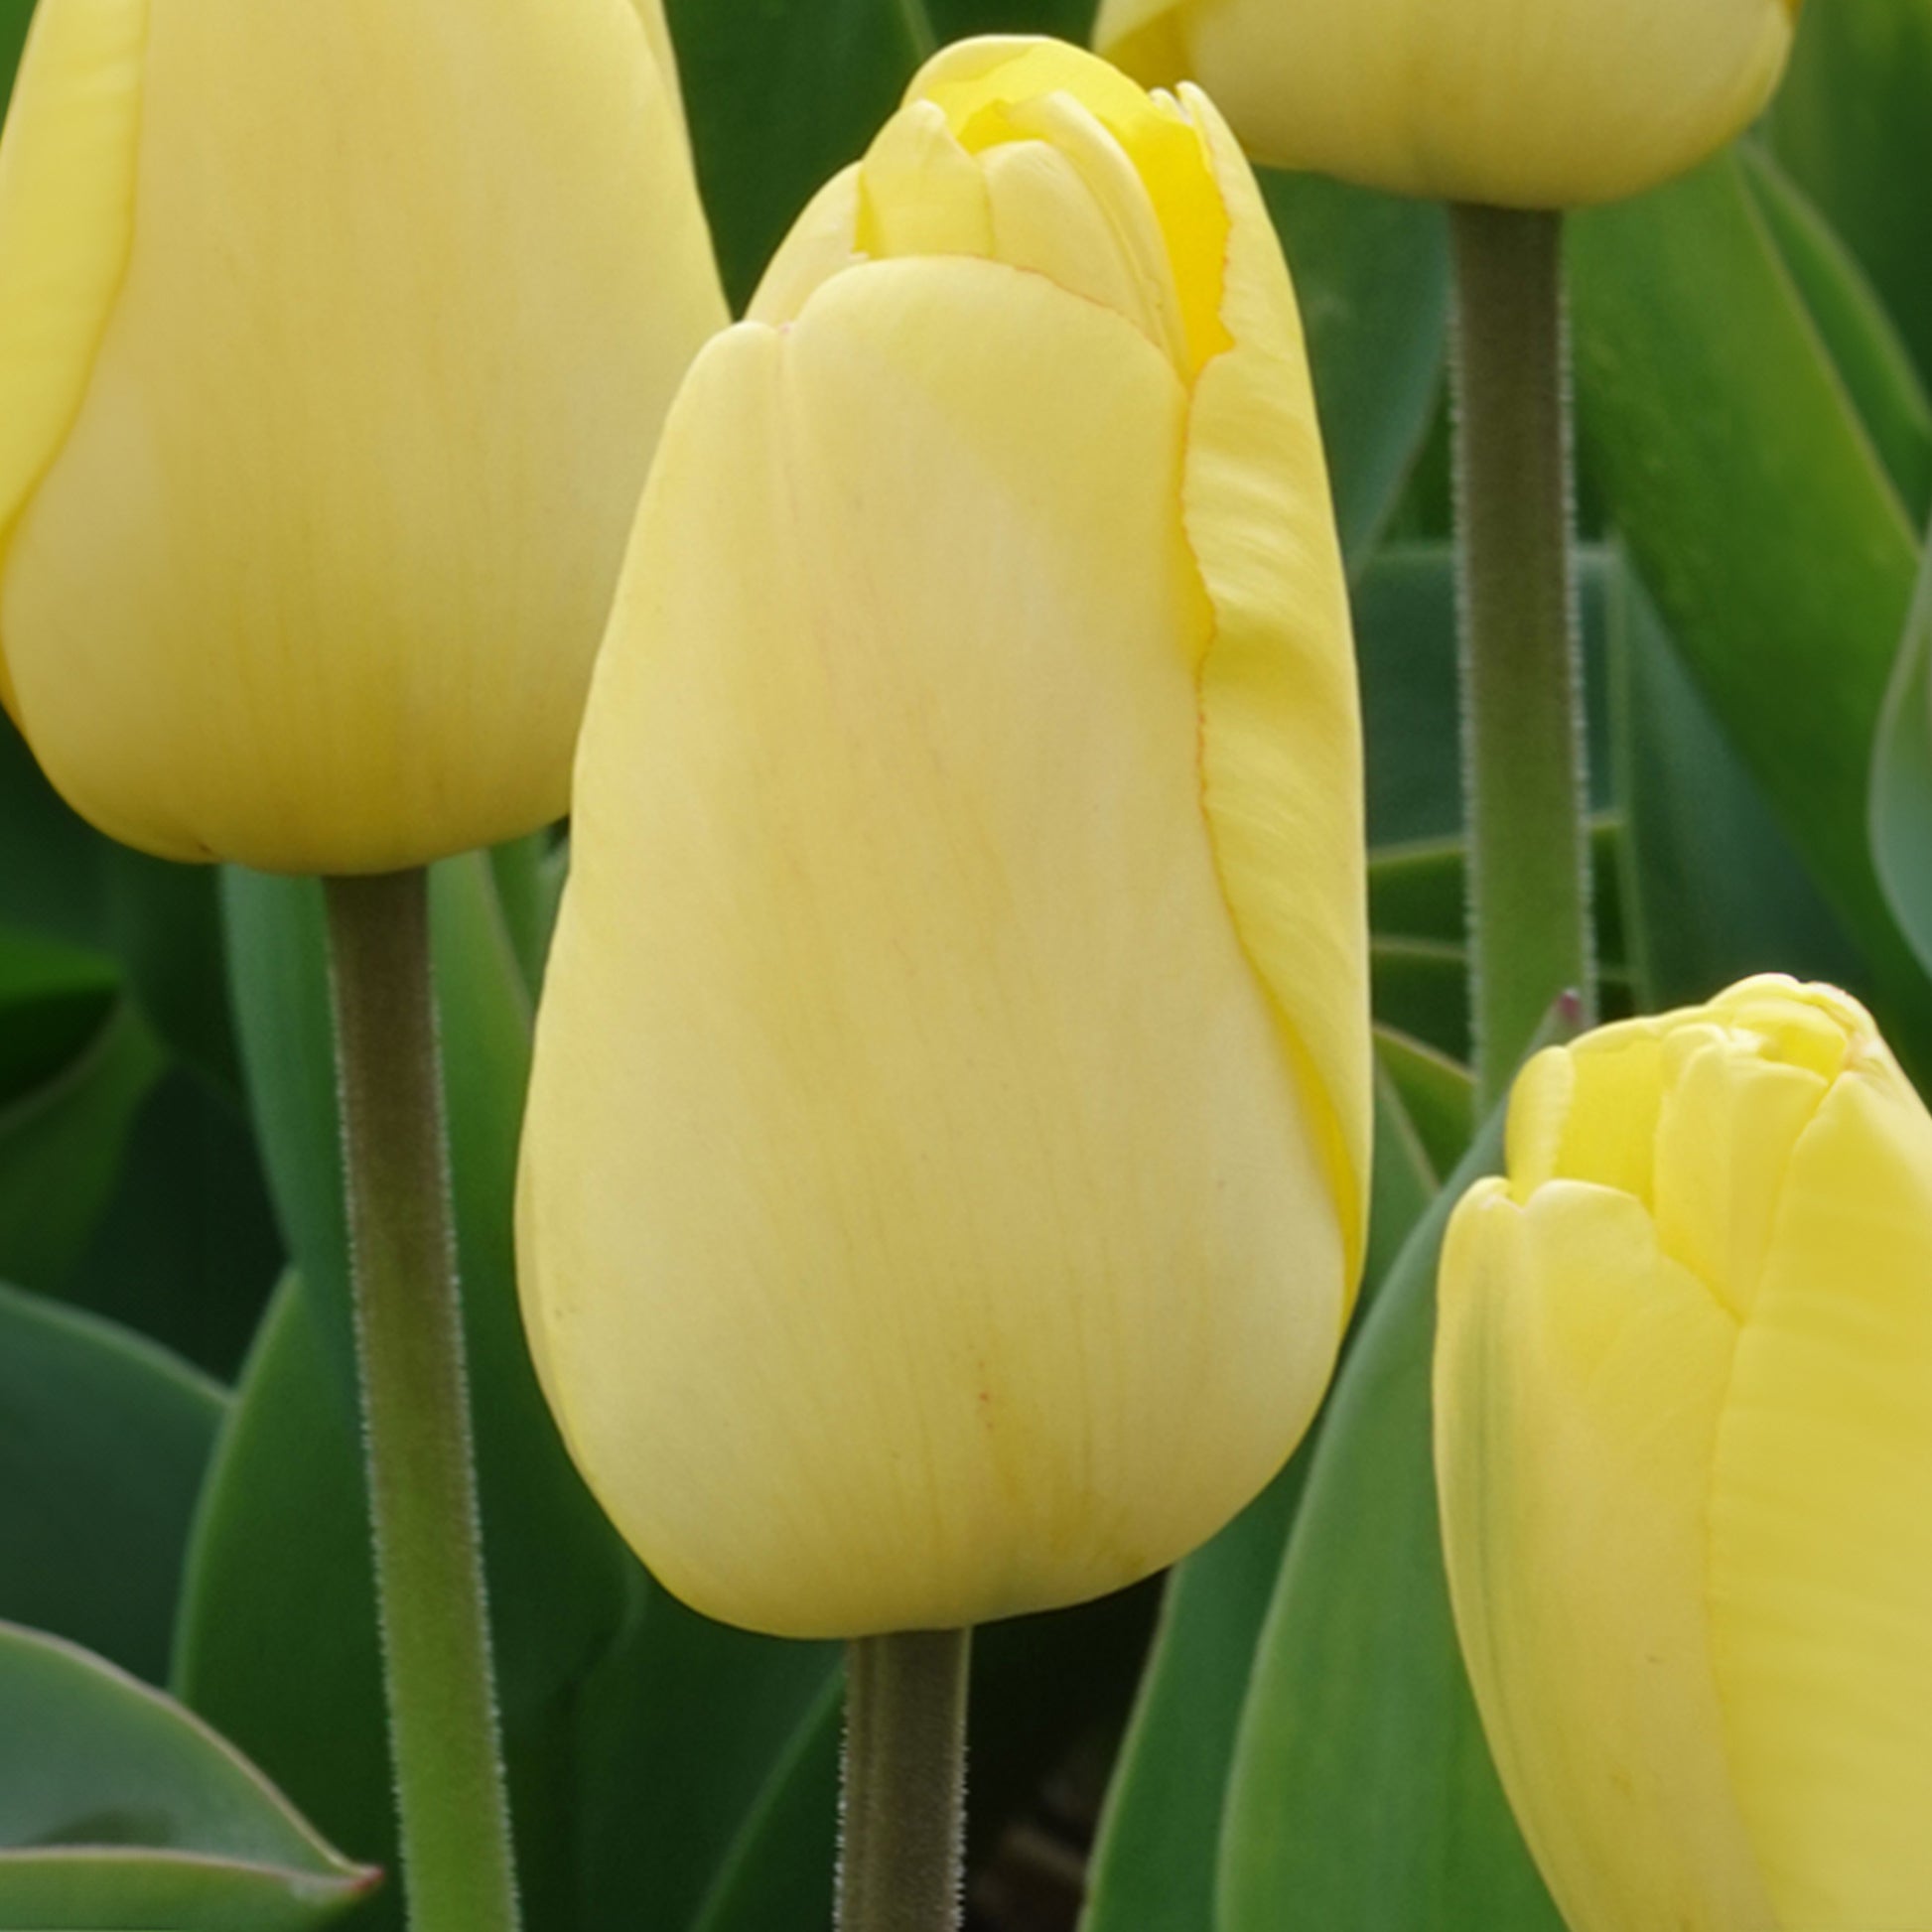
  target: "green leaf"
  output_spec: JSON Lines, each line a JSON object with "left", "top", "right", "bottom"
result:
{"left": 1770, "top": 0, "right": 1932, "bottom": 387}
{"left": 64, "top": 1065, "right": 285, "bottom": 1380}
{"left": 1609, "top": 553, "right": 1865, "bottom": 1011}
{"left": 173, "top": 1276, "right": 397, "bottom": 1929}
{"left": 1568, "top": 153, "right": 1927, "bottom": 1033}
{"left": 927, "top": 0, "right": 1095, "bottom": 39}
{"left": 1739, "top": 142, "right": 1932, "bottom": 526}
{"left": 1374, "top": 1026, "right": 1473, "bottom": 1179}
{"left": 1080, "top": 1056, "right": 1442, "bottom": 1932}
{"left": 686, "top": 1672, "right": 843, "bottom": 1932}
{"left": 0, "top": 1620, "right": 377, "bottom": 1932}
{"left": 0, "top": 994, "right": 166, "bottom": 1291}
{"left": 1872, "top": 521, "right": 1932, "bottom": 978}
{"left": 0, "top": 1283, "right": 222, "bottom": 1685}
{"left": 666, "top": 0, "right": 926, "bottom": 311}
{"left": 573, "top": 1584, "right": 842, "bottom": 1932}
{"left": 1218, "top": 1096, "right": 1560, "bottom": 1932}
{"left": 1261, "top": 176, "right": 1449, "bottom": 570}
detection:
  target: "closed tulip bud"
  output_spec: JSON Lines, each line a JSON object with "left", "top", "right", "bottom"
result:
{"left": 517, "top": 39, "right": 1369, "bottom": 1640}
{"left": 1093, "top": 0, "right": 1798, "bottom": 209}
{"left": 1436, "top": 976, "right": 1932, "bottom": 1932}
{"left": 0, "top": 0, "right": 726, "bottom": 874}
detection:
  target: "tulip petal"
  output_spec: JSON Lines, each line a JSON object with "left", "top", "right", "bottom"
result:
{"left": 1186, "top": 93, "right": 1370, "bottom": 1298}
{"left": 1436, "top": 1179, "right": 1775, "bottom": 1932}
{"left": 1709, "top": 1055, "right": 1932, "bottom": 1929}
{"left": 0, "top": 0, "right": 149, "bottom": 722}
{"left": 1097, "top": 0, "right": 1794, "bottom": 209}
{"left": 622, "top": 0, "right": 691, "bottom": 147}
{"left": 520, "top": 256, "right": 1345, "bottom": 1638}
{"left": 747, "top": 167, "right": 863, "bottom": 327}
{"left": 1, "top": 0, "right": 725, "bottom": 871}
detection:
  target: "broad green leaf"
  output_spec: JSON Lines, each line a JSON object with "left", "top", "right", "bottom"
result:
{"left": 0, "top": 1620, "right": 376, "bottom": 1932}
{"left": 0, "top": 1283, "right": 222, "bottom": 1684}
{"left": 928, "top": 0, "right": 1095, "bottom": 39}
{"left": 1771, "top": 0, "right": 1932, "bottom": 387}
{"left": 1082, "top": 1069, "right": 1441, "bottom": 1932}
{"left": 0, "top": 995, "right": 165, "bottom": 1291}
{"left": 1261, "top": 176, "right": 1449, "bottom": 569}
{"left": 1609, "top": 554, "right": 1865, "bottom": 1011}
{"left": 666, "top": 0, "right": 926, "bottom": 311}
{"left": 1739, "top": 142, "right": 1932, "bottom": 526}
{"left": 1374, "top": 1026, "right": 1472, "bottom": 1178}
{"left": 687, "top": 1673, "right": 844, "bottom": 1932}
{"left": 1371, "top": 937, "right": 1470, "bottom": 1065}
{"left": 1218, "top": 1097, "right": 1561, "bottom": 1932}
{"left": 64, "top": 1065, "right": 284, "bottom": 1379}
{"left": 0, "top": 930, "right": 119, "bottom": 1091}
{"left": 1872, "top": 521, "right": 1932, "bottom": 978}
{"left": 173, "top": 1276, "right": 397, "bottom": 1929}
{"left": 221, "top": 871, "right": 352, "bottom": 1393}
{"left": 574, "top": 1583, "right": 842, "bottom": 1932}
{"left": 1568, "top": 153, "right": 1928, "bottom": 1036}
{"left": 0, "top": 721, "right": 235, "bottom": 1090}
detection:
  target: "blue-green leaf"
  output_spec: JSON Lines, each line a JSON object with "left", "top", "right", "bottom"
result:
{"left": 0, "top": 1620, "right": 376, "bottom": 1932}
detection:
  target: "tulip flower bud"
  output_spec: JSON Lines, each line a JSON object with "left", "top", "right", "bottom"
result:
{"left": 0, "top": 0, "right": 726, "bottom": 873}
{"left": 1436, "top": 976, "right": 1932, "bottom": 1932}
{"left": 517, "top": 39, "right": 1369, "bottom": 1639}
{"left": 1093, "top": 0, "right": 1798, "bottom": 209}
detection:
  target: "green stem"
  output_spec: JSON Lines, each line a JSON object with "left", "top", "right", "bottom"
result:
{"left": 325, "top": 871, "right": 521, "bottom": 1932}
{"left": 838, "top": 1629, "right": 972, "bottom": 1932}
{"left": 1450, "top": 204, "right": 1597, "bottom": 1112}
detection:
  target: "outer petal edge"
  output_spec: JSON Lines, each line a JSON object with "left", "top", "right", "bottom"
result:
{"left": 1185, "top": 89, "right": 1371, "bottom": 1302}
{"left": 0, "top": 0, "right": 149, "bottom": 721}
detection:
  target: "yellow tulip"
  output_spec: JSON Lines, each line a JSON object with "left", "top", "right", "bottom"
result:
{"left": 517, "top": 38, "right": 1369, "bottom": 1640}
{"left": 1093, "top": 0, "right": 1798, "bottom": 209}
{"left": 0, "top": 0, "right": 725, "bottom": 874}
{"left": 1436, "top": 976, "right": 1932, "bottom": 1932}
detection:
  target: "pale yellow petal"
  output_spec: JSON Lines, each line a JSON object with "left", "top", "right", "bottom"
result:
{"left": 915, "top": 39, "right": 1228, "bottom": 370}
{"left": 1709, "top": 1056, "right": 1932, "bottom": 1929}
{"left": 1101, "top": 0, "right": 1795, "bottom": 209}
{"left": 520, "top": 257, "right": 1345, "bottom": 1638}
{"left": 1650, "top": 1036, "right": 1827, "bottom": 1320}
{"left": 1185, "top": 91, "right": 1370, "bottom": 1299}
{"left": 1436, "top": 1180, "right": 1774, "bottom": 1932}
{"left": 857, "top": 101, "right": 992, "bottom": 261}
{"left": 979, "top": 133, "right": 1173, "bottom": 364}
{"left": 0, "top": 0, "right": 149, "bottom": 721}
{"left": 746, "top": 166, "right": 863, "bottom": 327}
{"left": 1, "top": 0, "right": 726, "bottom": 871}
{"left": 622, "top": 0, "right": 691, "bottom": 148}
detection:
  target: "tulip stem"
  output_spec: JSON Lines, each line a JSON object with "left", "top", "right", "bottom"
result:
{"left": 1450, "top": 205, "right": 1596, "bottom": 1113}
{"left": 325, "top": 870, "right": 521, "bottom": 1932}
{"left": 838, "top": 1629, "right": 972, "bottom": 1932}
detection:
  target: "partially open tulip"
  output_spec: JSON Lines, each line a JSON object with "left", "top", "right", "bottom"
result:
{"left": 1437, "top": 977, "right": 1932, "bottom": 1932}
{"left": 518, "top": 38, "right": 1369, "bottom": 1640}
{"left": 1093, "top": 0, "right": 1798, "bottom": 208}
{"left": 0, "top": 0, "right": 725, "bottom": 874}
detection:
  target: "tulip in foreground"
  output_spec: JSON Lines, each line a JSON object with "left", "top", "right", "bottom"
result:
{"left": 1093, "top": 0, "right": 1799, "bottom": 208}
{"left": 1437, "top": 976, "right": 1932, "bottom": 1932}
{"left": 0, "top": 0, "right": 725, "bottom": 874}
{"left": 519, "top": 38, "right": 1370, "bottom": 1640}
